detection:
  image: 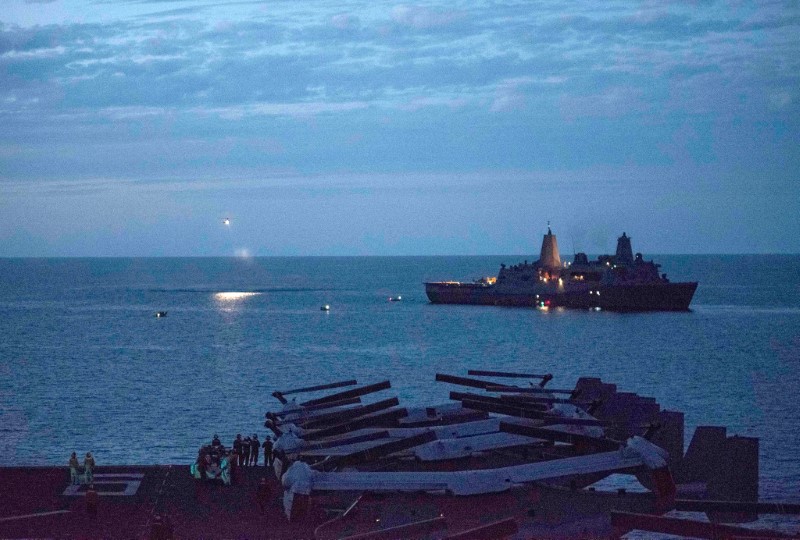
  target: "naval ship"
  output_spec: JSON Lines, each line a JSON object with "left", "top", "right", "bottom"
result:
{"left": 425, "top": 228, "right": 697, "bottom": 311}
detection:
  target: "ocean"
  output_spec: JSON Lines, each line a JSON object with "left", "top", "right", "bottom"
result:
{"left": 1, "top": 255, "right": 799, "bottom": 505}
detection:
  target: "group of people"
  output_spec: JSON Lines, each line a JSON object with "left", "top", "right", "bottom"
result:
{"left": 193, "top": 433, "right": 275, "bottom": 485}
{"left": 193, "top": 444, "right": 233, "bottom": 485}
{"left": 68, "top": 451, "right": 96, "bottom": 485}
{"left": 227, "top": 433, "right": 274, "bottom": 468}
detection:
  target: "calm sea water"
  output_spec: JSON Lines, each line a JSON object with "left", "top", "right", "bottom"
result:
{"left": 1, "top": 256, "right": 799, "bottom": 505}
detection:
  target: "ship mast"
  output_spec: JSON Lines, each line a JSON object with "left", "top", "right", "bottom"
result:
{"left": 539, "top": 223, "right": 561, "bottom": 269}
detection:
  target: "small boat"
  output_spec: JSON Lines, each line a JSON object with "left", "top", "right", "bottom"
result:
{"left": 388, "top": 295, "right": 402, "bottom": 302}
{"left": 320, "top": 305, "right": 330, "bottom": 311}
{"left": 155, "top": 311, "right": 168, "bottom": 318}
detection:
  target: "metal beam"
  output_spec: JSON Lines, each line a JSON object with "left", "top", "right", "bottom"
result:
{"left": 301, "top": 381, "right": 391, "bottom": 407}
{"left": 499, "top": 421, "right": 620, "bottom": 452}
{"left": 280, "top": 379, "right": 358, "bottom": 395}
{"left": 304, "top": 409, "right": 409, "bottom": 440}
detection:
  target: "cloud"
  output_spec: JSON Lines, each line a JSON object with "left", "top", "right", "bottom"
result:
{"left": 390, "top": 5, "right": 463, "bottom": 29}
{"left": 0, "top": 1, "right": 797, "bottom": 192}
{"left": 330, "top": 13, "right": 358, "bottom": 30}
{"left": 400, "top": 95, "right": 468, "bottom": 112}
{"left": 490, "top": 78, "right": 531, "bottom": 112}
{"left": 199, "top": 100, "right": 370, "bottom": 119}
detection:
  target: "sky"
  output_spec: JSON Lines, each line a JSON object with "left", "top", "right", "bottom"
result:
{"left": 0, "top": 0, "right": 798, "bottom": 256}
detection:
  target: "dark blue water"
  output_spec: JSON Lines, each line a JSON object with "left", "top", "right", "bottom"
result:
{"left": 1, "top": 256, "right": 799, "bottom": 505}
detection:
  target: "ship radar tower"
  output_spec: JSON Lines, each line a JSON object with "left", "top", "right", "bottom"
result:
{"left": 616, "top": 232, "right": 634, "bottom": 264}
{"left": 539, "top": 223, "right": 561, "bottom": 269}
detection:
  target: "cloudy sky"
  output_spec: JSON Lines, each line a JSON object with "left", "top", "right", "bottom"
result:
{"left": 1, "top": 1, "right": 798, "bottom": 256}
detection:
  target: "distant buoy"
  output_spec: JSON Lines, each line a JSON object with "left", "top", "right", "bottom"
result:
{"left": 155, "top": 311, "right": 168, "bottom": 318}
{"left": 321, "top": 305, "right": 330, "bottom": 311}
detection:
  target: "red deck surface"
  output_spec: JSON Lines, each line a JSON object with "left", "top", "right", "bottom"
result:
{"left": 0, "top": 465, "right": 323, "bottom": 539}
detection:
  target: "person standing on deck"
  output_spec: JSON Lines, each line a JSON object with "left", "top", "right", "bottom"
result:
{"left": 84, "top": 452, "right": 95, "bottom": 484}
{"left": 250, "top": 434, "right": 260, "bottom": 466}
{"left": 233, "top": 434, "right": 243, "bottom": 467}
{"left": 242, "top": 435, "right": 252, "bottom": 467}
{"left": 69, "top": 452, "right": 80, "bottom": 484}
{"left": 256, "top": 477, "right": 271, "bottom": 512}
{"left": 262, "top": 436, "right": 273, "bottom": 467}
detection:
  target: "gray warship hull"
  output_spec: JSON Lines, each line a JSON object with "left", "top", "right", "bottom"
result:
{"left": 424, "top": 280, "right": 698, "bottom": 311}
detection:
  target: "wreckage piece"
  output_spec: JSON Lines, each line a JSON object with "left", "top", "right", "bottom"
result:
{"left": 435, "top": 373, "right": 511, "bottom": 390}
{"left": 468, "top": 369, "right": 552, "bottom": 381}
{"left": 610, "top": 511, "right": 799, "bottom": 539}
{"left": 328, "top": 516, "right": 519, "bottom": 540}
{"left": 272, "top": 397, "right": 362, "bottom": 420}
{"left": 284, "top": 436, "right": 672, "bottom": 500}
{"left": 675, "top": 499, "right": 800, "bottom": 515}
{"left": 398, "top": 404, "right": 489, "bottom": 428}
{"left": 302, "top": 408, "right": 409, "bottom": 441}
{"left": 300, "top": 431, "right": 392, "bottom": 452}
{"left": 278, "top": 379, "right": 358, "bottom": 397}
{"left": 412, "top": 430, "right": 547, "bottom": 462}
{"left": 499, "top": 393, "right": 587, "bottom": 406}
{"left": 460, "top": 398, "right": 606, "bottom": 428}
{"left": 313, "top": 482, "right": 660, "bottom": 540}
{"left": 300, "top": 418, "right": 510, "bottom": 460}
{"left": 439, "top": 372, "right": 570, "bottom": 395}
{"left": 444, "top": 518, "right": 518, "bottom": 540}
{"left": 282, "top": 379, "right": 358, "bottom": 395}
{"left": 500, "top": 421, "right": 621, "bottom": 452}
{"left": 485, "top": 385, "right": 576, "bottom": 395}
{"left": 299, "top": 417, "right": 548, "bottom": 463}
{"left": 670, "top": 427, "right": 760, "bottom": 522}
{"left": 313, "top": 430, "right": 438, "bottom": 471}
{"left": 450, "top": 391, "right": 547, "bottom": 413}
{"left": 301, "top": 380, "right": 392, "bottom": 407}
{"left": 296, "top": 437, "right": 674, "bottom": 495}
{"left": 297, "top": 398, "right": 401, "bottom": 430}
{"left": 337, "top": 516, "right": 448, "bottom": 540}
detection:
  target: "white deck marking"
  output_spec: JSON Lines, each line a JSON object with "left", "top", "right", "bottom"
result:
{"left": 0, "top": 510, "right": 71, "bottom": 522}
{"left": 62, "top": 472, "right": 145, "bottom": 496}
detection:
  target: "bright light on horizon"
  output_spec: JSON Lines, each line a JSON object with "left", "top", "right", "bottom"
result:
{"left": 214, "top": 292, "right": 260, "bottom": 301}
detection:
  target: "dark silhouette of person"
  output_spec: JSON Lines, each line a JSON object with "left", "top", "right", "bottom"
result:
{"left": 262, "top": 437, "right": 274, "bottom": 467}
{"left": 250, "top": 434, "right": 260, "bottom": 466}
{"left": 256, "top": 477, "right": 271, "bottom": 512}
{"left": 233, "top": 434, "right": 243, "bottom": 466}
{"left": 86, "top": 484, "right": 98, "bottom": 517}
{"left": 242, "top": 436, "right": 251, "bottom": 467}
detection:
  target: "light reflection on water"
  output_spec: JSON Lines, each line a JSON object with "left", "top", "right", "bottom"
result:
{"left": 213, "top": 291, "right": 261, "bottom": 302}
{"left": 213, "top": 291, "right": 261, "bottom": 312}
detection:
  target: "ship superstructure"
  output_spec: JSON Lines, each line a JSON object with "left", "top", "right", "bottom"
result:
{"left": 425, "top": 228, "right": 697, "bottom": 311}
